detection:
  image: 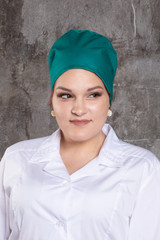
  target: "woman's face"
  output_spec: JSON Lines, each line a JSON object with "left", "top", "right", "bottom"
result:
{"left": 51, "top": 69, "right": 110, "bottom": 143}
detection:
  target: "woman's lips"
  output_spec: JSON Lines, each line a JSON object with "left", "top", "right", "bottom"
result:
{"left": 70, "top": 119, "right": 91, "bottom": 126}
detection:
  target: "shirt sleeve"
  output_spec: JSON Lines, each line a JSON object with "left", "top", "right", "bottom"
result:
{"left": 0, "top": 152, "right": 10, "bottom": 240}
{"left": 128, "top": 156, "right": 160, "bottom": 240}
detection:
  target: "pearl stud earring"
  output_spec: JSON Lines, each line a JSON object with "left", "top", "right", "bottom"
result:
{"left": 51, "top": 110, "right": 55, "bottom": 117}
{"left": 107, "top": 109, "right": 112, "bottom": 117}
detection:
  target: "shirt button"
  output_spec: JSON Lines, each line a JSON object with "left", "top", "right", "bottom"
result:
{"left": 62, "top": 180, "right": 67, "bottom": 185}
{"left": 56, "top": 221, "right": 64, "bottom": 227}
{"left": 62, "top": 180, "right": 72, "bottom": 186}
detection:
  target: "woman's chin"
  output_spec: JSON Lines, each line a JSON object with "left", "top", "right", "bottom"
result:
{"left": 65, "top": 134, "right": 91, "bottom": 143}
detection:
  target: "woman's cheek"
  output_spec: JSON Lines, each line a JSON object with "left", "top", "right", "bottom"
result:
{"left": 88, "top": 101, "right": 107, "bottom": 113}
{"left": 55, "top": 103, "right": 72, "bottom": 119}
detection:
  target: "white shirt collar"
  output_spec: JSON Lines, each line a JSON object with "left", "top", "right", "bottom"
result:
{"left": 30, "top": 124, "right": 124, "bottom": 181}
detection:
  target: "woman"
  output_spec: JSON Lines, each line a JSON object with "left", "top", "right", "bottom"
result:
{"left": 0, "top": 29, "right": 160, "bottom": 240}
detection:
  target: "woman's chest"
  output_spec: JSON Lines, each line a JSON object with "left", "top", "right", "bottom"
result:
{"left": 9, "top": 164, "right": 140, "bottom": 239}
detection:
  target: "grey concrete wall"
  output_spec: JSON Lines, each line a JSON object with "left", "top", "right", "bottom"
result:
{"left": 0, "top": 0, "right": 160, "bottom": 159}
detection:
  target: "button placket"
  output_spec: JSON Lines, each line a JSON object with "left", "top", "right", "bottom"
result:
{"left": 56, "top": 221, "right": 64, "bottom": 228}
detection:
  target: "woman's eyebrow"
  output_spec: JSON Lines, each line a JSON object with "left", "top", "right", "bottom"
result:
{"left": 87, "top": 86, "right": 104, "bottom": 91}
{"left": 56, "top": 86, "right": 104, "bottom": 92}
{"left": 56, "top": 87, "right": 72, "bottom": 92}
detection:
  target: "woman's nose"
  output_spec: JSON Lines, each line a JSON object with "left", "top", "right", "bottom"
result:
{"left": 71, "top": 98, "right": 87, "bottom": 116}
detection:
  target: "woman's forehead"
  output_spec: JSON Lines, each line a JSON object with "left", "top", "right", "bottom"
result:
{"left": 54, "top": 69, "right": 106, "bottom": 89}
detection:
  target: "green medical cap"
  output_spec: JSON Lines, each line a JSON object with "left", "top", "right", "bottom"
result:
{"left": 48, "top": 29, "right": 117, "bottom": 105}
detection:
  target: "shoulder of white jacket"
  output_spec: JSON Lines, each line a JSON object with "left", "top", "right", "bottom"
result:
{"left": 5, "top": 135, "right": 50, "bottom": 155}
{"left": 118, "top": 139, "right": 158, "bottom": 163}
{"left": 103, "top": 124, "right": 157, "bottom": 161}
{"left": 101, "top": 124, "right": 159, "bottom": 168}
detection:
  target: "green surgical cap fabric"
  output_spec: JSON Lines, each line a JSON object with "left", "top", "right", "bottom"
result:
{"left": 48, "top": 29, "right": 117, "bottom": 105}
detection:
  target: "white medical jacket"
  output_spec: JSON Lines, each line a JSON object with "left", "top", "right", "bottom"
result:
{"left": 0, "top": 124, "right": 160, "bottom": 240}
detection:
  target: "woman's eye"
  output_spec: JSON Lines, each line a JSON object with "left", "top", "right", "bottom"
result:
{"left": 57, "top": 93, "right": 72, "bottom": 99}
{"left": 57, "top": 92, "right": 102, "bottom": 99}
{"left": 89, "top": 92, "right": 102, "bottom": 98}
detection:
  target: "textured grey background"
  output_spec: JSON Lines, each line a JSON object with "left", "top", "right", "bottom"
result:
{"left": 0, "top": 0, "right": 160, "bottom": 159}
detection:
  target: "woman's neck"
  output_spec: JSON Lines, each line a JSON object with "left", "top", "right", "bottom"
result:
{"left": 60, "top": 130, "right": 106, "bottom": 152}
{"left": 60, "top": 130, "right": 106, "bottom": 175}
